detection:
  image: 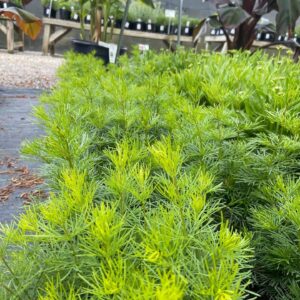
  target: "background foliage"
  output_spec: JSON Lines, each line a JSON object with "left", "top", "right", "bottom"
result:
{"left": 1, "top": 50, "right": 300, "bottom": 299}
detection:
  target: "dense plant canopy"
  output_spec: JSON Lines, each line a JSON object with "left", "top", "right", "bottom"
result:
{"left": 1, "top": 50, "right": 300, "bottom": 299}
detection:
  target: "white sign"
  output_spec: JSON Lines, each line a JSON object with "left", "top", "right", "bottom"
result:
{"left": 165, "top": 9, "right": 176, "bottom": 18}
{"left": 98, "top": 41, "right": 118, "bottom": 64}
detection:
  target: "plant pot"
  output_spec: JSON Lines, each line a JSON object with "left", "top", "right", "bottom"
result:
{"left": 130, "top": 21, "right": 146, "bottom": 31}
{"left": 181, "top": 26, "right": 193, "bottom": 36}
{"left": 43, "top": 6, "right": 57, "bottom": 18}
{"left": 72, "top": 39, "right": 110, "bottom": 64}
{"left": 172, "top": 26, "right": 179, "bottom": 35}
{"left": 59, "top": 8, "right": 71, "bottom": 20}
{"left": 155, "top": 24, "right": 167, "bottom": 34}
{"left": 72, "top": 13, "right": 80, "bottom": 22}
{"left": 85, "top": 15, "right": 91, "bottom": 24}
{"left": 115, "top": 19, "right": 122, "bottom": 28}
{"left": 124, "top": 21, "right": 131, "bottom": 30}
{"left": 145, "top": 23, "right": 156, "bottom": 33}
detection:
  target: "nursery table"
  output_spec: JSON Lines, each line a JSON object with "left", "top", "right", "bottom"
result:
{"left": 42, "top": 17, "right": 193, "bottom": 55}
{"left": 0, "top": 17, "right": 24, "bottom": 53}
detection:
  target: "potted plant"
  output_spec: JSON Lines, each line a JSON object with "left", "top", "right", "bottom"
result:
{"left": 72, "top": 0, "right": 154, "bottom": 63}
{"left": 155, "top": 11, "right": 168, "bottom": 34}
{"left": 57, "top": 0, "right": 72, "bottom": 20}
{"left": 72, "top": 0, "right": 124, "bottom": 63}
{"left": 41, "top": 0, "right": 59, "bottom": 18}
{"left": 128, "top": 1, "right": 144, "bottom": 31}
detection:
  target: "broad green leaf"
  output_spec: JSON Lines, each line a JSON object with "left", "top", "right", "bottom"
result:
{"left": 0, "top": 7, "right": 42, "bottom": 40}
{"left": 253, "top": 0, "right": 278, "bottom": 15}
{"left": 275, "top": 0, "right": 300, "bottom": 34}
{"left": 218, "top": 5, "right": 251, "bottom": 28}
{"left": 139, "top": 0, "right": 154, "bottom": 9}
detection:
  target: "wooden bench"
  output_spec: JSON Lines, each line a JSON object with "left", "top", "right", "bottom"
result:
{"left": 0, "top": 18, "right": 24, "bottom": 53}
{"left": 42, "top": 17, "right": 193, "bottom": 55}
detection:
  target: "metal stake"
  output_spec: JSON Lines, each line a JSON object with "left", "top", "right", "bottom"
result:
{"left": 116, "top": 0, "right": 131, "bottom": 60}
{"left": 177, "top": 0, "right": 183, "bottom": 47}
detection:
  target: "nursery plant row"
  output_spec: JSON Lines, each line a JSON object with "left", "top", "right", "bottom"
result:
{"left": 0, "top": 50, "right": 300, "bottom": 299}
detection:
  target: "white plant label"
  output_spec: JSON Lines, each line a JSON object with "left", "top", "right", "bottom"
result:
{"left": 86, "top": 15, "right": 91, "bottom": 21}
{"left": 74, "top": 14, "right": 79, "bottom": 20}
{"left": 137, "top": 24, "right": 141, "bottom": 30}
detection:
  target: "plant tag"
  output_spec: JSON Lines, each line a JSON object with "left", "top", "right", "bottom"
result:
{"left": 265, "top": 33, "right": 270, "bottom": 40}
{"left": 46, "top": 8, "right": 50, "bottom": 15}
{"left": 160, "top": 25, "right": 164, "bottom": 32}
{"left": 137, "top": 24, "right": 141, "bottom": 30}
{"left": 3, "top": 3, "right": 7, "bottom": 8}
{"left": 86, "top": 15, "right": 91, "bottom": 21}
{"left": 74, "top": 14, "right": 79, "bottom": 20}
{"left": 125, "top": 21, "right": 129, "bottom": 28}
{"left": 165, "top": 9, "right": 175, "bottom": 18}
{"left": 138, "top": 44, "right": 149, "bottom": 52}
{"left": 184, "top": 28, "right": 189, "bottom": 34}
{"left": 147, "top": 24, "right": 152, "bottom": 31}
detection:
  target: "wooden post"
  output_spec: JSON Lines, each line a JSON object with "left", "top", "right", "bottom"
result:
{"left": 7, "top": 20, "right": 14, "bottom": 53}
{"left": 42, "top": 23, "right": 51, "bottom": 55}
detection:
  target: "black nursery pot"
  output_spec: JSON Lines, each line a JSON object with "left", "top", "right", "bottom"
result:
{"left": 43, "top": 6, "right": 57, "bottom": 18}
{"left": 156, "top": 24, "right": 168, "bottom": 34}
{"left": 84, "top": 15, "right": 91, "bottom": 24}
{"left": 72, "top": 14, "right": 80, "bottom": 22}
{"left": 181, "top": 26, "right": 193, "bottom": 36}
{"left": 115, "top": 19, "right": 122, "bottom": 28}
{"left": 130, "top": 21, "right": 146, "bottom": 31}
{"left": 59, "top": 9, "right": 71, "bottom": 20}
{"left": 72, "top": 39, "right": 110, "bottom": 64}
{"left": 145, "top": 23, "right": 156, "bottom": 33}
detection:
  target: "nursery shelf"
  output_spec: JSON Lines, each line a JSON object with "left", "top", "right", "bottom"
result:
{"left": 42, "top": 18, "right": 193, "bottom": 55}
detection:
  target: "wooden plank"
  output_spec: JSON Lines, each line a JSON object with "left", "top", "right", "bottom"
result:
{"left": 43, "top": 18, "right": 90, "bottom": 30}
{"left": 42, "top": 17, "right": 192, "bottom": 43}
{"left": 49, "top": 28, "right": 71, "bottom": 44}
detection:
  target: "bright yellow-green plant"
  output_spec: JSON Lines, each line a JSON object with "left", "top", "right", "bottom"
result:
{"left": 1, "top": 49, "right": 300, "bottom": 299}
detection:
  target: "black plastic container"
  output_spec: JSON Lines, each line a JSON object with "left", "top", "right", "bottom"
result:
{"left": 72, "top": 13, "right": 80, "bottom": 22}
{"left": 72, "top": 39, "right": 110, "bottom": 64}
{"left": 115, "top": 19, "right": 122, "bottom": 28}
{"left": 59, "top": 8, "right": 71, "bottom": 20}
{"left": 43, "top": 6, "right": 57, "bottom": 18}
{"left": 130, "top": 20, "right": 146, "bottom": 31}
{"left": 145, "top": 21, "right": 156, "bottom": 33}
{"left": 156, "top": 24, "right": 168, "bottom": 34}
{"left": 84, "top": 15, "right": 91, "bottom": 24}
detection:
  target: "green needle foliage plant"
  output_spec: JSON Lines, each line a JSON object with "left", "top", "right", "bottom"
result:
{"left": 1, "top": 49, "right": 300, "bottom": 299}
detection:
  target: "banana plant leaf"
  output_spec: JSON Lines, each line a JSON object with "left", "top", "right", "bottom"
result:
{"left": 276, "top": 0, "right": 300, "bottom": 34}
{"left": 0, "top": 6, "right": 42, "bottom": 40}
{"left": 218, "top": 5, "right": 251, "bottom": 28}
{"left": 139, "top": 0, "right": 154, "bottom": 9}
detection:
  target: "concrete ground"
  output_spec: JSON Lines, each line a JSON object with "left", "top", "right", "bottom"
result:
{"left": 0, "top": 87, "right": 44, "bottom": 223}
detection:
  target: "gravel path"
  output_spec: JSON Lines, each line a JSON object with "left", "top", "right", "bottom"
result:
{"left": 0, "top": 51, "right": 64, "bottom": 89}
{"left": 0, "top": 52, "right": 62, "bottom": 223}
